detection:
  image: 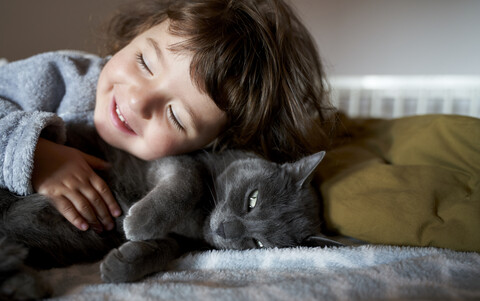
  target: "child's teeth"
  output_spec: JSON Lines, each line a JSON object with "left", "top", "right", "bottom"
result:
{"left": 115, "top": 104, "right": 135, "bottom": 133}
{"left": 116, "top": 105, "right": 127, "bottom": 123}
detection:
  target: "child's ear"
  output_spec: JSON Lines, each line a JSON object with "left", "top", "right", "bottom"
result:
{"left": 282, "top": 151, "right": 326, "bottom": 188}
{"left": 301, "top": 235, "right": 344, "bottom": 248}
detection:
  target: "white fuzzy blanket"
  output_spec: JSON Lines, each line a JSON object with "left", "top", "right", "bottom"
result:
{"left": 43, "top": 245, "right": 480, "bottom": 300}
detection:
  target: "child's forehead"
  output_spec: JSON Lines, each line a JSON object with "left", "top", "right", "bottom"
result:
{"left": 139, "top": 20, "right": 199, "bottom": 67}
{"left": 141, "top": 20, "right": 184, "bottom": 46}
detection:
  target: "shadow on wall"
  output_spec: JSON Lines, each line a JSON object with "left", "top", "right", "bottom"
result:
{"left": 0, "top": 0, "right": 128, "bottom": 61}
{"left": 1, "top": 0, "right": 480, "bottom": 75}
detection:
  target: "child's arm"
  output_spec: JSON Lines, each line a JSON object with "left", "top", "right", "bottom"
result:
{"left": 0, "top": 51, "right": 121, "bottom": 231}
{"left": 32, "top": 138, "right": 121, "bottom": 232}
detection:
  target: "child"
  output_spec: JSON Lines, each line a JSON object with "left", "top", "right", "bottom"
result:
{"left": 0, "top": 0, "right": 331, "bottom": 233}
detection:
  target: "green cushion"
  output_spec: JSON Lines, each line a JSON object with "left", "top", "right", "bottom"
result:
{"left": 316, "top": 115, "right": 480, "bottom": 252}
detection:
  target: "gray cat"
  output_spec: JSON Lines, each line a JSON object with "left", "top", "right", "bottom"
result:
{"left": 0, "top": 148, "right": 340, "bottom": 300}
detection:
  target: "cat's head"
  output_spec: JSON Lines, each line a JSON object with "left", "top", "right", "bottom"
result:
{"left": 204, "top": 151, "right": 336, "bottom": 250}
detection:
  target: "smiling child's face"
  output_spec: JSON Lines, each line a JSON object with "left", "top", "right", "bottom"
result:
{"left": 94, "top": 20, "right": 227, "bottom": 160}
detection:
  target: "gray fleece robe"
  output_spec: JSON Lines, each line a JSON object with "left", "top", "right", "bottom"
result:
{"left": 0, "top": 51, "right": 108, "bottom": 196}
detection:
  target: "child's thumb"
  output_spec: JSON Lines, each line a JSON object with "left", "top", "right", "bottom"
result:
{"left": 82, "top": 152, "right": 111, "bottom": 170}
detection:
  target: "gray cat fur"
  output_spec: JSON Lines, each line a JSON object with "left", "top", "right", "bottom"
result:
{"left": 0, "top": 139, "right": 334, "bottom": 299}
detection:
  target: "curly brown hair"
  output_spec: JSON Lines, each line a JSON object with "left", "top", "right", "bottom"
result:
{"left": 102, "top": 0, "right": 333, "bottom": 162}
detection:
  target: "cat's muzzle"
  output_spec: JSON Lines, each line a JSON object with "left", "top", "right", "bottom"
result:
{"left": 216, "top": 220, "right": 246, "bottom": 239}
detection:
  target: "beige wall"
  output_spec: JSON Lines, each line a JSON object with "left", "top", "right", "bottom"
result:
{"left": 291, "top": 0, "right": 480, "bottom": 75}
{"left": 1, "top": 0, "right": 479, "bottom": 75}
{"left": 0, "top": 0, "right": 126, "bottom": 60}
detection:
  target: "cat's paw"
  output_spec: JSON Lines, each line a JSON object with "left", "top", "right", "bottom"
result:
{"left": 0, "top": 266, "right": 51, "bottom": 300}
{"left": 100, "top": 241, "right": 161, "bottom": 283}
{"left": 0, "top": 238, "right": 52, "bottom": 300}
{"left": 123, "top": 203, "right": 167, "bottom": 241}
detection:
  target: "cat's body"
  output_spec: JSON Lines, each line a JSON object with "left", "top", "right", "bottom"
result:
{"left": 0, "top": 142, "right": 337, "bottom": 299}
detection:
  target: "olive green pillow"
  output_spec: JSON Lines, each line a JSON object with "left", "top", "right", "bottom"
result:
{"left": 316, "top": 115, "right": 480, "bottom": 252}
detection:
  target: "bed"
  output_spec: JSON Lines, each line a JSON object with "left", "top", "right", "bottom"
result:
{"left": 41, "top": 244, "right": 480, "bottom": 300}
{"left": 33, "top": 75, "right": 480, "bottom": 300}
{"left": 0, "top": 69, "right": 472, "bottom": 299}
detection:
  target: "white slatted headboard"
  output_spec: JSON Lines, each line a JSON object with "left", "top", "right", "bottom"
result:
{"left": 329, "top": 76, "right": 480, "bottom": 118}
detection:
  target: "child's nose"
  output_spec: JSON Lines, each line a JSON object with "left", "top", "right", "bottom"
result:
{"left": 127, "top": 86, "right": 162, "bottom": 119}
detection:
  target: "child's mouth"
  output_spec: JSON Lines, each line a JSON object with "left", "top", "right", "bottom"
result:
{"left": 112, "top": 99, "right": 136, "bottom": 135}
{"left": 115, "top": 104, "right": 127, "bottom": 124}
{"left": 115, "top": 104, "right": 134, "bottom": 132}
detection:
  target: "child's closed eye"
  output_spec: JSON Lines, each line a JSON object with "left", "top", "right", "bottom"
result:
{"left": 135, "top": 52, "right": 153, "bottom": 75}
{"left": 167, "top": 105, "right": 185, "bottom": 132}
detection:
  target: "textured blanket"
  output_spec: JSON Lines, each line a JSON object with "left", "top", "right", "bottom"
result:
{"left": 43, "top": 245, "right": 480, "bottom": 300}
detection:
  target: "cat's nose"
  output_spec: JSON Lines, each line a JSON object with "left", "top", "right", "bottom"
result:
{"left": 216, "top": 220, "right": 245, "bottom": 239}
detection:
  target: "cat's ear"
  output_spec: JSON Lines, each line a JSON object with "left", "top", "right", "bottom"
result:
{"left": 283, "top": 151, "right": 326, "bottom": 188}
{"left": 301, "top": 235, "right": 344, "bottom": 248}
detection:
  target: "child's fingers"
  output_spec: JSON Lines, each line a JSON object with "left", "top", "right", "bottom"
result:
{"left": 82, "top": 152, "right": 111, "bottom": 170}
{"left": 49, "top": 195, "right": 90, "bottom": 231}
{"left": 62, "top": 190, "right": 104, "bottom": 232}
{"left": 78, "top": 183, "right": 116, "bottom": 231}
{"left": 81, "top": 152, "right": 122, "bottom": 218}
{"left": 90, "top": 175, "right": 122, "bottom": 218}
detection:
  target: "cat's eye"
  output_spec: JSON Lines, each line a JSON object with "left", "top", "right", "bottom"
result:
{"left": 254, "top": 239, "right": 264, "bottom": 248}
{"left": 248, "top": 190, "right": 258, "bottom": 211}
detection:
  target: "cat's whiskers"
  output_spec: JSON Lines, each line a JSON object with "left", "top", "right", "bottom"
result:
{"left": 207, "top": 180, "right": 218, "bottom": 206}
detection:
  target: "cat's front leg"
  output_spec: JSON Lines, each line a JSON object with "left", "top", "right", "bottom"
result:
{"left": 100, "top": 238, "right": 179, "bottom": 283}
{"left": 123, "top": 161, "right": 205, "bottom": 241}
{"left": 0, "top": 238, "right": 52, "bottom": 300}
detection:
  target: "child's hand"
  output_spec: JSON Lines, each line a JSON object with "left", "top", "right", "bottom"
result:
{"left": 32, "top": 138, "right": 122, "bottom": 232}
